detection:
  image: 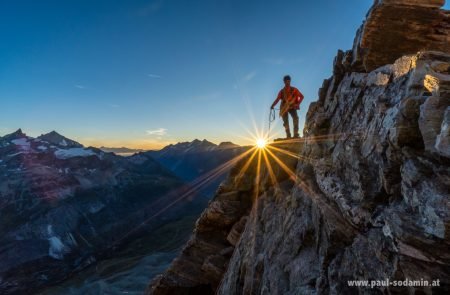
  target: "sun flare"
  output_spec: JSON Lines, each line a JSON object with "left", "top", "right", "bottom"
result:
{"left": 256, "top": 138, "right": 267, "bottom": 149}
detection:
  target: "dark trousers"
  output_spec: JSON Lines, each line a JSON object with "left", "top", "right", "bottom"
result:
{"left": 282, "top": 109, "right": 299, "bottom": 137}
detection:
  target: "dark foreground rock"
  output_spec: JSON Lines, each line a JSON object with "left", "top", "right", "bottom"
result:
{"left": 148, "top": 142, "right": 302, "bottom": 294}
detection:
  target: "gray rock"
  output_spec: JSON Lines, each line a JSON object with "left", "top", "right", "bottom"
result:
{"left": 435, "top": 107, "right": 450, "bottom": 157}
{"left": 148, "top": 1, "right": 450, "bottom": 294}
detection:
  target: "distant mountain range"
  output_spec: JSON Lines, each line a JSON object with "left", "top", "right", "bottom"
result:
{"left": 0, "top": 129, "right": 208, "bottom": 294}
{"left": 145, "top": 139, "right": 250, "bottom": 196}
{"left": 97, "top": 139, "right": 251, "bottom": 197}
{"left": 99, "top": 146, "right": 148, "bottom": 154}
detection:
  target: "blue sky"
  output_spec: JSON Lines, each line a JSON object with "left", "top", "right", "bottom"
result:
{"left": 2, "top": 0, "right": 446, "bottom": 149}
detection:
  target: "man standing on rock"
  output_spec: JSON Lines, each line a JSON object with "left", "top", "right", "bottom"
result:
{"left": 271, "top": 75, "right": 305, "bottom": 138}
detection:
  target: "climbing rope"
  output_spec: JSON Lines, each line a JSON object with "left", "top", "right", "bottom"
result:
{"left": 268, "top": 108, "right": 278, "bottom": 137}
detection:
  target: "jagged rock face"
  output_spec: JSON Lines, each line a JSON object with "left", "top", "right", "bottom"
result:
{"left": 148, "top": 1, "right": 450, "bottom": 294}
{"left": 352, "top": 0, "right": 449, "bottom": 71}
{"left": 218, "top": 52, "right": 450, "bottom": 294}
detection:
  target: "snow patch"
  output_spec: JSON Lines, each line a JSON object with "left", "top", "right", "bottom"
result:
{"left": 11, "top": 138, "right": 30, "bottom": 150}
{"left": 60, "top": 139, "right": 68, "bottom": 146}
{"left": 37, "top": 145, "right": 48, "bottom": 151}
{"left": 54, "top": 148, "right": 97, "bottom": 159}
{"left": 48, "top": 236, "right": 66, "bottom": 260}
{"left": 8, "top": 152, "right": 24, "bottom": 157}
{"left": 47, "top": 224, "right": 53, "bottom": 236}
{"left": 47, "top": 225, "right": 68, "bottom": 260}
{"left": 11, "top": 138, "right": 29, "bottom": 146}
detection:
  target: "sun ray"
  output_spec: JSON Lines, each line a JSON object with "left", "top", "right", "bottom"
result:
{"left": 187, "top": 146, "right": 257, "bottom": 190}
{"left": 236, "top": 120, "right": 260, "bottom": 143}
{"left": 267, "top": 144, "right": 302, "bottom": 160}
{"left": 235, "top": 147, "right": 259, "bottom": 179}
{"left": 266, "top": 144, "right": 319, "bottom": 166}
{"left": 264, "top": 147, "right": 297, "bottom": 182}
{"left": 192, "top": 147, "right": 257, "bottom": 195}
{"left": 111, "top": 146, "right": 257, "bottom": 247}
{"left": 254, "top": 149, "right": 262, "bottom": 200}
{"left": 261, "top": 149, "right": 278, "bottom": 187}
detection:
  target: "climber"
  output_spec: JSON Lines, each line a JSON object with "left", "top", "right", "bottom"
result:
{"left": 271, "top": 75, "right": 304, "bottom": 138}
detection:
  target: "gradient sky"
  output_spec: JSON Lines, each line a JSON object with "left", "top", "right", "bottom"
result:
{"left": 2, "top": 0, "right": 448, "bottom": 149}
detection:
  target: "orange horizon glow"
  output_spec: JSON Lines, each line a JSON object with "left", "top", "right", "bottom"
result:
{"left": 78, "top": 136, "right": 262, "bottom": 151}
{"left": 78, "top": 138, "right": 175, "bottom": 150}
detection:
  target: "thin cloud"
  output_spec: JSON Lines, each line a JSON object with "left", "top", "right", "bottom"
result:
{"left": 243, "top": 71, "right": 256, "bottom": 82}
{"left": 147, "top": 74, "right": 162, "bottom": 79}
{"left": 146, "top": 128, "right": 167, "bottom": 136}
{"left": 108, "top": 104, "right": 120, "bottom": 108}
{"left": 75, "top": 84, "right": 86, "bottom": 89}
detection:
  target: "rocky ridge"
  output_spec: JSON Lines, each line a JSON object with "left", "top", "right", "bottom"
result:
{"left": 351, "top": 0, "right": 450, "bottom": 72}
{"left": 148, "top": 0, "right": 450, "bottom": 294}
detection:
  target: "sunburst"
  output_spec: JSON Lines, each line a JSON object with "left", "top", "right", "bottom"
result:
{"left": 256, "top": 138, "right": 267, "bottom": 149}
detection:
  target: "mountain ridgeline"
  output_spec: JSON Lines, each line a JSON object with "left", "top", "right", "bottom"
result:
{"left": 0, "top": 128, "right": 253, "bottom": 294}
{"left": 149, "top": 1, "right": 450, "bottom": 294}
{"left": 0, "top": 130, "right": 211, "bottom": 294}
{"left": 146, "top": 140, "right": 250, "bottom": 196}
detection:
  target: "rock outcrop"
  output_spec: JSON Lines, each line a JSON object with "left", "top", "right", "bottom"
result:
{"left": 350, "top": 0, "right": 449, "bottom": 72}
{"left": 217, "top": 50, "right": 450, "bottom": 295}
{"left": 148, "top": 0, "right": 450, "bottom": 294}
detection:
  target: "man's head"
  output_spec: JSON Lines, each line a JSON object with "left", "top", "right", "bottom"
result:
{"left": 283, "top": 75, "right": 291, "bottom": 86}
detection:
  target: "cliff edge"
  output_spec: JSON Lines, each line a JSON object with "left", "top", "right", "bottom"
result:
{"left": 148, "top": 0, "right": 450, "bottom": 294}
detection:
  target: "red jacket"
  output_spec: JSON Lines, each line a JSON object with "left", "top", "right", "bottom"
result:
{"left": 271, "top": 86, "right": 304, "bottom": 110}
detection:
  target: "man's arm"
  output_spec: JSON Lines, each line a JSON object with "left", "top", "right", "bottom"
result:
{"left": 271, "top": 91, "right": 282, "bottom": 109}
{"left": 294, "top": 88, "right": 304, "bottom": 105}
